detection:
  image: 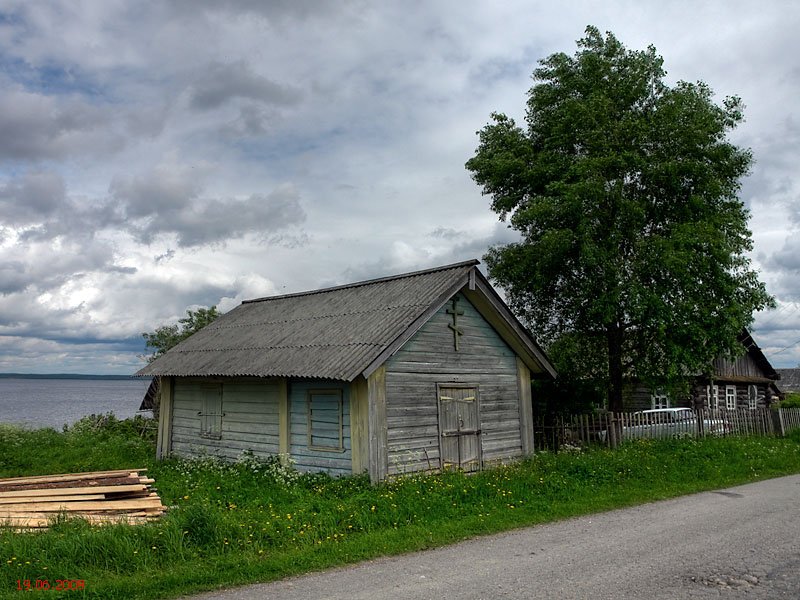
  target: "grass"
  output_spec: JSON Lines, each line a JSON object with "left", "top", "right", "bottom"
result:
{"left": 2, "top": 415, "right": 800, "bottom": 599}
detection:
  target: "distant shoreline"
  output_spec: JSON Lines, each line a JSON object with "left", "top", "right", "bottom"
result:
{"left": 0, "top": 373, "right": 139, "bottom": 380}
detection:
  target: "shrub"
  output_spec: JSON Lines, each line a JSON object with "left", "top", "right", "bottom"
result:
{"left": 779, "top": 392, "right": 800, "bottom": 409}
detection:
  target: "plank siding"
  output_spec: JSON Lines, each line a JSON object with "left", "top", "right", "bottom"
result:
{"left": 385, "top": 293, "right": 522, "bottom": 475}
{"left": 289, "top": 380, "right": 352, "bottom": 477}
{"left": 712, "top": 352, "right": 764, "bottom": 379}
{"left": 170, "top": 379, "right": 280, "bottom": 459}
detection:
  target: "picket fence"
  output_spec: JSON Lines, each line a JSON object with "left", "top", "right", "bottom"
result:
{"left": 533, "top": 407, "right": 800, "bottom": 451}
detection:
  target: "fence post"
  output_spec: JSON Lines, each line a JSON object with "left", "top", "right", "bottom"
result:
{"left": 608, "top": 412, "right": 618, "bottom": 449}
{"left": 778, "top": 408, "right": 786, "bottom": 437}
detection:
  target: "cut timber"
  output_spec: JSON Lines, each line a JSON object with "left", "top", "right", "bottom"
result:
{"left": 0, "top": 494, "right": 107, "bottom": 504}
{"left": 0, "top": 484, "right": 147, "bottom": 498}
{"left": 0, "top": 498, "right": 164, "bottom": 513}
{"left": 0, "top": 469, "right": 145, "bottom": 484}
{"left": 0, "top": 468, "right": 166, "bottom": 530}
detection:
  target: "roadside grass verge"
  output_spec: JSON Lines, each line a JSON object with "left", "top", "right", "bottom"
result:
{"left": 1, "top": 418, "right": 800, "bottom": 599}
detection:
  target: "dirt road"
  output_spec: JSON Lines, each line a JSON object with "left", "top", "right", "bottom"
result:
{"left": 184, "top": 475, "right": 800, "bottom": 599}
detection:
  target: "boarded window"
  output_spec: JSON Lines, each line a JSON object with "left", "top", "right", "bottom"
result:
{"left": 199, "top": 384, "right": 223, "bottom": 439}
{"left": 307, "top": 390, "right": 344, "bottom": 452}
{"left": 725, "top": 385, "right": 737, "bottom": 410}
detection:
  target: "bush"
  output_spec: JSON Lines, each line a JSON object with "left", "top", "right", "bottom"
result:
{"left": 779, "top": 392, "right": 800, "bottom": 409}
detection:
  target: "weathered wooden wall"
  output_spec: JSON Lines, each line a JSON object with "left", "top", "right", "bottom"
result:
{"left": 289, "top": 380, "right": 352, "bottom": 476}
{"left": 712, "top": 352, "right": 766, "bottom": 379}
{"left": 690, "top": 382, "right": 775, "bottom": 410}
{"left": 384, "top": 293, "right": 522, "bottom": 476}
{"left": 171, "top": 378, "right": 280, "bottom": 460}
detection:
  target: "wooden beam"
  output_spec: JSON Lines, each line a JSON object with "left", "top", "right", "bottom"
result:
{"left": 0, "top": 485, "right": 147, "bottom": 498}
{"left": 349, "top": 376, "right": 369, "bottom": 474}
{"left": 367, "top": 366, "right": 388, "bottom": 483}
{"left": 516, "top": 357, "right": 534, "bottom": 455}
{"left": 156, "top": 376, "right": 174, "bottom": 459}
{"left": 0, "top": 497, "right": 165, "bottom": 513}
{"left": 278, "top": 379, "right": 290, "bottom": 464}
{"left": 0, "top": 470, "right": 145, "bottom": 484}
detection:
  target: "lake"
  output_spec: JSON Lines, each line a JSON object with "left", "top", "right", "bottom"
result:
{"left": 0, "top": 378, "right": 153, "bottom": 429}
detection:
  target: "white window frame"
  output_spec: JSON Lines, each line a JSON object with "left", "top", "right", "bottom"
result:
{"left": 748, "top": 384, "right": 758, "bottom": 410}
{"left": 651, "top": 389, "right": 670, "bottom": 410}
{"left": 725, "top": 385, "right": 737, "bottom": 410}
{"left": 706, "top": 384, "right": 720, "bottom": 411}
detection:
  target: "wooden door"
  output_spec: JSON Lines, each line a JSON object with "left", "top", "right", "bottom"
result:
{"left": 438, "top": 386, "right": 481, "bottom": 472}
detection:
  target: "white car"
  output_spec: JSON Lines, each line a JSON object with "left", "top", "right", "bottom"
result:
{"left": 599, "top": 408, "right": 728, "bottom": 442}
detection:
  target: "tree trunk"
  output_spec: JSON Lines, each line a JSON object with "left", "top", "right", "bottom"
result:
{"left": 607, "top": 325, "right": 624, "bottom": 414}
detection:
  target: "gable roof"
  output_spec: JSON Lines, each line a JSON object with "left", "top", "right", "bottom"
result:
{"left": 776, "top": 368, "right": 800, "bottom": 391}
{"left": 737, "top": 330, "right": 780, "bottom": 380}
{"left": 135, "top": 260, "right": 557, "bottom": 382}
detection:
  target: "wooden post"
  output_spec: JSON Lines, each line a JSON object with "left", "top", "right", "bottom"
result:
{"left": 155, "top": 376, "right": 173, "bottom": 459}
{"left": 516, "top": 357, "right": 534, "bottom": 456}
{"left": 367, "top": 366, "right": 388, "bottom": 483}
{"left": 349, "top": 376, "right": 369, "bottom": 474}
{"left": 608, "top": 412, "right": 618, "bottom": 449}
{"left": 278, "top": 379, "right": 290, "bottom": 463}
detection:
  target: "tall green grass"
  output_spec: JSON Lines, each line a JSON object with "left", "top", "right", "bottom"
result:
{"left": 1, "top": 417, "right": 800, "bottom": 599}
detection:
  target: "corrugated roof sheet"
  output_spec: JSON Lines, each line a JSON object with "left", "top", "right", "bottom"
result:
{"left": 136, "top": 260, "right": 478, "bottom": 381}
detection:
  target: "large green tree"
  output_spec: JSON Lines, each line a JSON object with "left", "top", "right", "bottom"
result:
{"left": 142, "top": 306, "right": 220, "bottom": 362}
{"left": 466, "top": 27, "right": 773, "bottom": 412}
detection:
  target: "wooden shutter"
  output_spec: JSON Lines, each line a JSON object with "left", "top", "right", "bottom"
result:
{"left": 199, "top": 384, "right": 222, "bottom": 439}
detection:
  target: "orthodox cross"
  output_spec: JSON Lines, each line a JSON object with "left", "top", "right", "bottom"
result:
{"left": 446, "top": 296, "right": 464, "bottom": 351}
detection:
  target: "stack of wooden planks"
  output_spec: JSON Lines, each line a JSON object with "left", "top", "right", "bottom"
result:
{"left": 0, "top": 469, "right": 166, "bottom": 529}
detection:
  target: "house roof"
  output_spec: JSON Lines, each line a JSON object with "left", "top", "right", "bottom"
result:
{"left": 776, "top": 368, "right": 800, "bottom": 391}
{"left": 737, "top": 330, "right": 780, "bottom": 380}
{"left": 135, "top": 260, "right": 557, "bottom": 382}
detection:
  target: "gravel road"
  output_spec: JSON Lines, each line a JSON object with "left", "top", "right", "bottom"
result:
{"left": 184, "top": 474, "right": 800, "bottom": 599}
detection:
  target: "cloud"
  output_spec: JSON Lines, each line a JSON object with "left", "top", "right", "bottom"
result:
{"left": 0, "top": 1, "right": 798, "bottom": 374}
{"left": 0, "top": 87, "right": 125, "bottom": 161}
{"left": 188, "top": 61, "right": 303, "bottom": 111}
{"left": 110, "top": 167, "right": 307, "bottom": 246}
{"left": 0, "top": 171, "right": 65, "bottom": 225}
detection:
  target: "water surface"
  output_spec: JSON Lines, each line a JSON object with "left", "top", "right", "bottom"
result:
{"left": 0, "top": 378, "right": 152, "bottom": 429}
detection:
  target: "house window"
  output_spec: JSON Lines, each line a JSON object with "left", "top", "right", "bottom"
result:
{"left": 725, "top": 385, "right": 737, "bottom": 410}
{"left": 199, "top": 384, "right": 223, "bottom": 439}
{"left": 651, "top": 389, "right": 670, "bottom": 409}
{"left": 706, "top": 385, "right": 720, "bottom": 410}
{"left": 307, "top": 390, "right": 344, "bottom": 452}
{"left": 748, "top": 385, "right": 758, "bottom": 410}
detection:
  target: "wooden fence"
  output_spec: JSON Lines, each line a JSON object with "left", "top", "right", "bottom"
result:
{"left": 533, "top": 407, "right": 800, "bottom": 451}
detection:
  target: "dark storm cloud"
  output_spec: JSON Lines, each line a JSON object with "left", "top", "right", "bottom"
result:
{"left": 189, "top": 61, "right": 303, "bottom": 111}
{"left": 169, "top": 0, "right": 352, "bottom": 22}
{"left": 110, "top": 171, "right": 306, "bottom": 247}
{"left": 0, "top": 89, "right": 124, "bottom": 161}
{"left": 0, "top": 171, "right": 65, "bottom": 225}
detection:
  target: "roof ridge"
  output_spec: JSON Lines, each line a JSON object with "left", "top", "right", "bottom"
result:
{"left": 242, "top": 259, "right": 479, "bottom": 304}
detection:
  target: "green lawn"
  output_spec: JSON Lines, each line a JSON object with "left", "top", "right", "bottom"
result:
{"left": 2, "top": 415, "right": 800, "bottom": 599}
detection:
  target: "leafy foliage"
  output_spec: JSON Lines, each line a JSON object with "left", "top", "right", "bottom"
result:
{"left": 142, "top": 306, "right": 220, "bottom": 362}
{"left": 466, "top": 26, "right": 774, "bottom": 410}
{"left": 780, "top": 392, "right": 800, "bottom": 409}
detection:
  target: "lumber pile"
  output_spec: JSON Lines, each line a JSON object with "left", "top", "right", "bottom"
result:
{"left": 0, "top": 469, "right": 166, "bottom": 529}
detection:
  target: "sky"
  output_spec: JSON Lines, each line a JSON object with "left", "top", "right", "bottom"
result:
{"left": 0, "top": 0, "right": 799, "bottom": 375}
